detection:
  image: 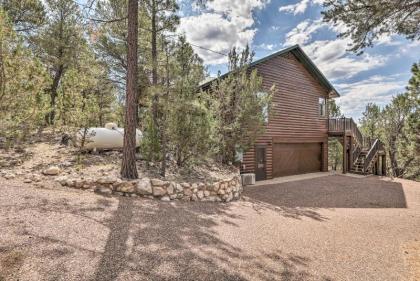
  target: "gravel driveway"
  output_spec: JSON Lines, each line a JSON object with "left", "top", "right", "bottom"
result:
{"left": 0, "top": 175, "right": 419, "bottom": 281}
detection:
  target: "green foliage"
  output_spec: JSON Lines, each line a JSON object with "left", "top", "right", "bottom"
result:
{"left": 0, "top": 10, "right": 49, "bottom": 145}
{"left": 359, "top": 103, "right": 381, "bottom": 138}
{"left": 322, "top": 0, "right": 420, "bottom": 54}
{"left": 1, "top": 0, "right": 45, "bottom": 32}
{"left": 328, "top": 99, "right": 343, "bottom": 170}
{"left": 328, "top": 99, "right": 343, "bottom": 118}
{"left": 210, "top": 46, "right": 273, "bottom": 164}
{"left": 165, "top": 37, "right": 210, "bottom": 166}
{"left": 360, "top": 62, "right": 419, "bottom": 180}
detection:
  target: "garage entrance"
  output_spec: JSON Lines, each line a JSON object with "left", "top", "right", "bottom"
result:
{"left": 273, "top": 143, "right": 322, "bottom": 177}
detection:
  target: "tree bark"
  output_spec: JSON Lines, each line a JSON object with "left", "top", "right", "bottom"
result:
{"left": 120, "top": 0, "right": 139, "bottom": 179}
{"left": 45, "top": 64, "right": 64, "bottom": 125}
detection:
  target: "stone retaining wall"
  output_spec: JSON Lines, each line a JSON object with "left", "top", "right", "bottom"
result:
{"left": 56, "top": 174, "right": 242, "bottom": 202}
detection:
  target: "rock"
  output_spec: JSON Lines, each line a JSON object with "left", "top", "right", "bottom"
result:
{"left": 115, "top": 181, "right": 135, "bottom": 193}
{"left": 198, "top": 183, "right": 206, "bottom": 190}
{"left": 4, "top": 173, "right": 15, "bottom": 180}
{"left": 151, "top": 179, "right": 169, "bottom": 187}
{"left": 175, "top": 183, "right": 183, "bottom": 192}
{"left": 191, "top": 194, "right": 198, "bottom": 201}
{"left": 204, "top": 191, "right": 210, "bottom": 197}
{"left": 160, "top": 196, "right": 171, "bottom": 202}
{"left": 153, "top": 186, "right": 167, "bottom": 196}
{"left": 169, "top": 194, "right": 177, "bottom": 200}
{"left": 197, "top": 190, "right": 204, "bottom": 199}
{"left": 55, "top": 176, "right": 68, "bottom": 185}
{"left": 95, "top": 187, "right": 112, "bottom": 195}
{"left": 183, "top": 188, "right": 192, "bottom": 196}
{"left": 180, "top": 182, "right": 190, "bottom": 188}
{"left": 136, "top": 178, "right": 152, "bottom": 195}
{"left": 97, "top": 176, "right": 117, "bottom": 184}
{"left": 43, "top": 166, "right": 61, "bottom": 176}
{"left": 74, "top": 180, "right": 84, "bottom": 189}
{"left": 167, "top": 183, "right": 174, "bottom": 195}
{"left": 212, "top": 182, "right": 220, "bottom": 192}
{"left": 23, "top": 178, "right": 32, "bottom": 183}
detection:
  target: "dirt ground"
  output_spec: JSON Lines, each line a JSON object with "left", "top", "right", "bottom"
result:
{"left": 0, "top": 139, "right": 238, "bottom": 184}
{"left": 0, "top": 174, "right": 419, "bottom": 281}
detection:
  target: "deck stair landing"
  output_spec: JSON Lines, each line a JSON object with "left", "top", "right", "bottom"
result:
{"left": 328, "top": 118, "right": 385, "bottom": 175}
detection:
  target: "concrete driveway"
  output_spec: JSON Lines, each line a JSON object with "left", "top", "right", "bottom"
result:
{"left": 0, "top": 175, "right": 419, "bottom": 281}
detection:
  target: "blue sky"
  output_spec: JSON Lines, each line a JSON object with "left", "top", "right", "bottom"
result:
{"left": 177, "top": 0, "right": 420, "bottom": 121}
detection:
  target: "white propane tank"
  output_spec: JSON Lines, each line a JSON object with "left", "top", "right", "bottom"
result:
{"left": 76, "top": 126, "right": 142, "bottom": 150}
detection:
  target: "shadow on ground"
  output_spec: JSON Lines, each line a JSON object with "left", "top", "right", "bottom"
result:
{"left": 244, "top": 175, "right": 407, "bottom": 209}
{"left": 92, "top": 198, "right": 331, "bottom": 281}
{"left": 1, "top": 184, "right": 333, "bottom": 281}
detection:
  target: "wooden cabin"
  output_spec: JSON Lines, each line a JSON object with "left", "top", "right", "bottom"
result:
{"left": 201, "top": 45, "right": 386, "bottom": 181}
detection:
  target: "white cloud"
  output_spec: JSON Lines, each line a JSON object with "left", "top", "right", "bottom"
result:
{"left": 279, "top": 0, "right": 323, "bottom": 15}
{"left": 335, "top": 75, "right": 406, "bottom": 120}
{"left": 257, "top": 43, "right": 277, "bottom": 50}
{"left": 283, "top": 19, "right": 387, "bottom": 80}
{"left": 283, "top": 19, "right": 326, "bottom": 46}
{"left": 178, "top": 0, "right": 269, "bottom": 65}
{"left": 302, "top": 39, "right": 387, "bottom": 80}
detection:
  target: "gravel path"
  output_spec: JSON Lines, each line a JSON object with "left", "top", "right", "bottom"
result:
{"left": 0, "top": 175, "right": 419, "bottom": 281}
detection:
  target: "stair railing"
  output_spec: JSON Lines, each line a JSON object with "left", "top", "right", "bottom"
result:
{"left": 352, "top": 145, "right": 362, "bottom": 166}
{"left": 363, "top": 139, "right": 380, "bottom": 174}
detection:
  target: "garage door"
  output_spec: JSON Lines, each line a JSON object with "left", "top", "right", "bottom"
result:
{"left": 273, "top": 143, "right": 321, "bottom": 177}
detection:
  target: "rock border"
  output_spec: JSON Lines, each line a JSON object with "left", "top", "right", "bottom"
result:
{"left": 55, "top": 174, "right": 242, "bottom": 202}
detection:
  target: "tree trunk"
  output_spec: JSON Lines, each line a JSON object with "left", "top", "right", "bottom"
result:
{"left": 160, "top": 45, "right": 170, "bottom": 177}
{"left": 120, "top": 0, "right": 139, "bottom": 179}
{"left": 388, "top": 135, "right": 400, "bottom": 177}
{"left": 150, "top": 1, "right": 160, "bottom": 148}
{"left": 46, "top": 65, "right": 64, "bottom": 125}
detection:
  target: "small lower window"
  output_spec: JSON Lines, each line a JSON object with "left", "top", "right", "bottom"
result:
{"left": 319, "top": 97, "right": 326, "bottom": 117}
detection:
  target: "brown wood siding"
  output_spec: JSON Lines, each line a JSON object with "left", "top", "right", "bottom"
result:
{"left": 242, "top": 53, "right": 329, "bottom": 179}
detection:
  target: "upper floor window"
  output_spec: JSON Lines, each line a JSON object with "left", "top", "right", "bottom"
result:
{"left": 319, "top": 97, "right": 327, "bottom": 117}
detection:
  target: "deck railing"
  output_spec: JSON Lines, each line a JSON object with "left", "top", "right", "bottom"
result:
{"left": 328, "top": 118, "right": 363, "bottom": 147}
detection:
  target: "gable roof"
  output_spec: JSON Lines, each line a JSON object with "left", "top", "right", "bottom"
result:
{"left": 200, "top": 44, "right": 340, "bottom": 98}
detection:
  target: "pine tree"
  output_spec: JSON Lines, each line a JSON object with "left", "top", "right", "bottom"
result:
{"left": 31, "top": 0, "right": 85, "bottom": 125}
{"left": 120, "top": 0, "right": 139, "bottom": 179}
{"left": 322, "top": 0, "right": 420, "bottom": 53}
{"left": 210, "top": 46, "right": 273, "bottom": 164}
{"left": 0, "top": 10, "right": 49, "bottom": 145}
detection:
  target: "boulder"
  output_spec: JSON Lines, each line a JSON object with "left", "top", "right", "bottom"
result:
{"left": 98, "top": 176, "right": 118, "bottom": 184}
{"left": 153, "top": 186, "right": 167, "bottom": 196}
{"left": 175, "top": 183, "right": 183, "bottom": 192}
{"left": 43, "top": 166, "right": 61, "bottom": 176}
{"left": 4, "top": 173, "right": 15, "bottom": 180}
{"left": 55, "top": 176, "right": 68, "bottom": 185}
{"left": 160, "top": 196, "right": 171, "bottom": 202}
{"left": 115, "top": 181, "right": 135, "bottom": 193}
{"left": 151, "top": 179, "right": 169, "bottom": 187}
{"left": 167, "top": 183, "right": 174, "bottom": 195}
{"left": 136, "top": 178, "right": 152, "bottom": 195}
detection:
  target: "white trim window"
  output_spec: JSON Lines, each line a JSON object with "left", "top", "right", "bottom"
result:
{"left": 319, "top": 97, "right": 327, "bottom": 117}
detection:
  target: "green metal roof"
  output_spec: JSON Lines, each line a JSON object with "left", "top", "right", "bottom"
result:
{"left": 200, "top": 44, "right": 340, "bottom": 98}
